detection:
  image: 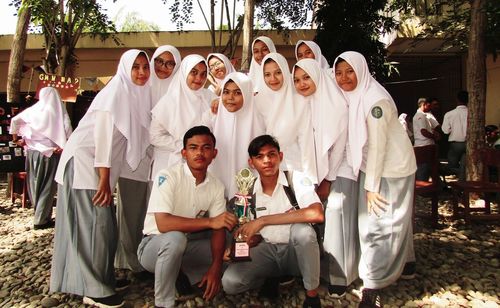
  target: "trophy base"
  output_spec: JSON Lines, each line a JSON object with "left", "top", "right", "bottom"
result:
{"left": 230, "top": 240, "right": 252, "bottom": 262}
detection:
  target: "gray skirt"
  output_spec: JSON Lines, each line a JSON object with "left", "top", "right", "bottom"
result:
{"left": 26, "top": 150, "right": 59, "bottom": 225}
{"left": 358, "top": 172, "right": 415, "bottom": 289}
{"left": 323, "top": 176, "right": 360, "bottom": 286}
{"left": 49, "top": 158, "right": 118, "bottom": 297}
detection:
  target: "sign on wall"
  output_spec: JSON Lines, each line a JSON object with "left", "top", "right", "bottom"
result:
{"left": 36, "top": 74, "right": 80, "bottom": 102}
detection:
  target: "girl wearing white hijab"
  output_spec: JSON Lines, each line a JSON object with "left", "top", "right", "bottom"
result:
{"left": 208, "top": 72, "right": 265, "bottom": 198}
{"left": 114, "top": 45, "right": 180, "bottom": 274}
{"left": 50, "top": 49, "right": 151, "bottom": 308}
{"left": 254, "top": 52, "right": 316, "bottom": 177}
{"left": 293, "top": 59, "right": 354, "bottom": 299}
{"left": 248, "top": 36, "right": 276, "bottom": 92}
{"left": 150, "top": 54, "right": 215, "bottom": 179}
{"left": 10, "top": 87, "right": 72, "bottom": 229}
{"left": 295, "top": 40, "right": 330, "bottom": 69}
{"left": 207, "top": 53, "right": 236, "bottom": 96}
{"left": 150, "top": 45, "right": 182, "bottom": 105}
{"left": 334, "top": 51, "right": 416, "bottom": 307}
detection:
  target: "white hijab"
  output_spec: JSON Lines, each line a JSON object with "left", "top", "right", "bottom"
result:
{"left": 333, "top": 51, "right": 397, "bottom": 177}
{"left": 151, "top": 54, "right": 214, "bottom": 140}
{"left": 211, "top": 72, "right": 265, "bottom": 198}
{"left": 254, "top": 52, "right": 306, "bottom": 148}
{"left": 207, "top": 53, "right": 236, "bottom": 86}
{"left": 12, "top": 86, "right": 71, "bottom": 148}
{"left": 82, "top": 49, "right": 152, "bottom": 170}
{"left": 248, "top": 36, "right": 277, "bottom": 92}
{"left": 295, "top": 40, "right": 330, "bottom": 69}
{"left": 150, "top": 45, "right": 182, "bottom": 105}
{"left": 293, "top": 59, "right": 348, "bottom": 183}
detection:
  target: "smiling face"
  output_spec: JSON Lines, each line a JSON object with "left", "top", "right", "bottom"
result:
{"left": 296, "top": 43, "right": 315, "bottom": 60}
{"left": 131, "top": 53, "right": 150, "bottom": 86}
{"left": 252, "top": 40, "right": 270, "bottom": 65}
{"left": 263, "top": 59, "right": 284, "bottom": 91}
{"left": 154, "top": 51, "right": 176, "bottom": 79}
{"left": 293, "top": 67, "right": 316, "bottom": 97}
{"left": 208, "top": 56, "right": 227, "bottom": 80}
{"left": 334, "top": 60, "right": 358, "bottom": 92}
{"left": 221, "top": 81, "right": 244, "bottom": 113}
{"left": 248, "top": 144, "right": 283, "bottom": 178}
{"left": 186, "top": 61, "right": 208, "bottom": 90}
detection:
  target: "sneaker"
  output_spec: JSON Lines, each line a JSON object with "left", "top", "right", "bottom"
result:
{"left": 359, "top": 288, "right": 381, "bottom": 308}
{"left": 401, "top": 262, "right": 416, "bottom": 280}
{"left": 83, "top": 294, "right": 124, "bottom": 308}
{"left": 258, "top": 277, "right": 280, "bottom": 300}
{"left": 175, "top": 270, "right": 195, "bottom": 301}
{"left": 302, "top": 294, "right": 321, "bottom": 308}
{"left": 279, "top": 275, "right": 295, "bottom": 286}
{"left": 115, "top": 278, "right": 130, "bottom": 292}
{"left": 328, "top": 284, "right": 347, "bottom": 298}
{"left": 34, "top": 219, "right": 55, "bottom": 230}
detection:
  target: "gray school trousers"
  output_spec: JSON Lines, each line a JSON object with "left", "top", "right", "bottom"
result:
{"left": 137, "top": 231, "right": 213, "bottom": 308}
{"left": 222, "top": 223, "right": 320, "bottom": 294}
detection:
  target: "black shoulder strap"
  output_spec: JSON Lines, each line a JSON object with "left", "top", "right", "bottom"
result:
{"left": 283, "top": 171, "right": 300, "bottom": 210}
{"left": 249, "top": 178, "right": 257, "bottom": 219}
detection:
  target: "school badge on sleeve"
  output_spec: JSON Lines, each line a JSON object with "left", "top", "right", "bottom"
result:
{"left": 158, "top": 175, "right": 167, "bottom": 186}
{"left": 371, "top": 106, "right": 383, "bottom": 119}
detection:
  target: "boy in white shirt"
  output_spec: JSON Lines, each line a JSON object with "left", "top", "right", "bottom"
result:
{"left": 222, "top": 135, "right": 324, "bottom": 308}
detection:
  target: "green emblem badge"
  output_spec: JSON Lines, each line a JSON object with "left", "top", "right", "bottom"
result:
{"left": 371, "top": 106, "right": 383, "bottom": 119}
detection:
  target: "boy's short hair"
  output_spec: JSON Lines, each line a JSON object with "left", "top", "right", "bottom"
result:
{"left": 248, "top": 135, "right": 280, "bottom": 157}
{"left": 456, "top": 90, "right": 468, "bottom": 105}
{"left": 183, "top": 126, "right": 216, "bottom": 149}
{"left": 417, "top": 97, "right": 428, "bottom": 107}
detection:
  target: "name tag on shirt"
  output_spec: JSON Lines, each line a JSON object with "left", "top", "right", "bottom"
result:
{"left": 196, "top": 210, "right": 207, "bottom": 218}
{"left": 256, "top": 207, "right": 267, "bottom": 211}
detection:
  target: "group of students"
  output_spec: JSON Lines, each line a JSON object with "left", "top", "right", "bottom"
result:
{"left": 9, "top": 36, "right": 417, "bottom": 308}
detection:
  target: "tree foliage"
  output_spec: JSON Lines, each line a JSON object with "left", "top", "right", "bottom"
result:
{"left": 116, "top": 11, "right": 160, "bottom": 32}
{"left": 390, "top": 0, "right": 499, "bottom": 58}
{"left": 253, "top": 0, "right": 313, "bottom": 30}
{"left": 314, "top": 0, "right": 397, "bottom": 79}
{"left": 10, "top": 0, "right": 118, "bottom": 76}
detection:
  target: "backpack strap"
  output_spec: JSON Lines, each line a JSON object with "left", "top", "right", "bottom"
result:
{"left": 283, "top": 170, "right": 300, "bottom": 210}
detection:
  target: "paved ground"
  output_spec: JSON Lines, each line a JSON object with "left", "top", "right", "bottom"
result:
{"left": 0, "top": 179, "right": 498, "bottom": 307}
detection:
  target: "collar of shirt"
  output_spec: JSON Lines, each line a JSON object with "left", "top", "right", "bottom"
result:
{"left": 182, "top": 162, "right": 210, "bottom": 187}
{"left": 456, "top": 105, "right": 467, "bottom": 110}
{"left": 253, "top": 170, "right": 289, "bottom": 197}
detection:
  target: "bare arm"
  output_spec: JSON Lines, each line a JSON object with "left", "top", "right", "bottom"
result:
{"left": 154, "top": 211, "right": 237, "bottom": 233}
{"left": 236, "top": 203, "right": 324, "bottom": 241}
{"left": 92, "top": 167, "right": 112, "bottom": 207}
{"left": 198, "top": 228, "right": 225, "bottom": 300}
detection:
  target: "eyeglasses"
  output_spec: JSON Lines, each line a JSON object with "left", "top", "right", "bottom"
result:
{"left": 154, "top": 58, "right": 176, "bottom": 69}
{"left": 209, "top": 61, "right": 223, "bottom": 70}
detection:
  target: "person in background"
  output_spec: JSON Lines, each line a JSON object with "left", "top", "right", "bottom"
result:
{"left": 413, "top": 97, "right": 440, "bottom": 180}
{"left": 50, "top": 49, "right": 151, "bottom": 308}
{"left": 9, "top": 86, "right": 72, "bottom": 229}
{"left": 248, "top": 36, "right": 276, "bottom": 92}
{"left": 150, "top": 45, "right": 181, "bottom": 104}
{"left": 295, "top": 40, "right": 330, "bottom": 69}
{"left": 441, "top": 90, "right": 468, "bottom": 181}
{"left": 206, "top": 53, "right": 236, "bottom": 96}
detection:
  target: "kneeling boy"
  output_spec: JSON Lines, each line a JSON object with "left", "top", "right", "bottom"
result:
{"left": 222, "top": 135, "right": 324, "bottom": 308}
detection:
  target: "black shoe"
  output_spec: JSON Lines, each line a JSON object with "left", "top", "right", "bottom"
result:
{"left": 115, "top": 278, "right": 130, "bottom": 292}
{"left": 359, "top": 288, "right": 381, "bottom": 308}
{"left": 133, "top": 270, "right": 154, "bottom": 281}
{"left": 302, "top": 294, "right": 321, "bottom": 308}
{"left": 258, "top": 277, "right": 280, "bottom": 300}
{"left": 327, "top": 284, "right": 347, "bottom": 298}
{"left": 34, "top": 219, "right": 55, "bottom": 230}
{"left": 83, "top": 294, "right": 124, "bottom": 308}
{"left": 279, "top": 275, "right": 295, "bottom": 286}
{"left": 401, "top": 262, "right": 416, "bottom": 280}
{"left": 175, "top": 270, "right": 195, "bottom": 301}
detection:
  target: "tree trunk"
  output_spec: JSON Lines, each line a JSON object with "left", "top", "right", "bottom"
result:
{"left": 7, "top": 5, "right": 31, "bottom": 103}
{"left": 465, "top": 0, "right": 487, "bottom": 181}
{"left": 241, "top": 0, "right": 254, "bottom": 72}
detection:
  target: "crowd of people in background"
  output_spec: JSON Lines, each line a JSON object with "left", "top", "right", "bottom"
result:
{"left": 14, "top": 36, "right": 486, "bottom": 308}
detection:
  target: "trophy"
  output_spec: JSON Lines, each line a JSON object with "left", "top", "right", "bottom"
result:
{"left": 230, "top": 167, "right": 256, "bottom": 262}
